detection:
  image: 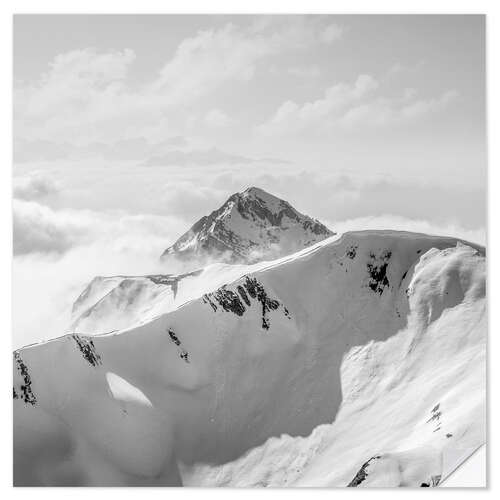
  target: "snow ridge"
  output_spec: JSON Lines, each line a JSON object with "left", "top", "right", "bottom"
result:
{"left": 13, "top": 231, "right": 486, "bottom": 487}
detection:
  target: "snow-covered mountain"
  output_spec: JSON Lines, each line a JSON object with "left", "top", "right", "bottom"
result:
{"left": 13, "top": 230, "right": 485, "bottom": 486}
{"left": 71, "top": 270, "right": 204, "bottom": 334}
{"left": 160, "top": 187, "right": 334, "bottom": 264}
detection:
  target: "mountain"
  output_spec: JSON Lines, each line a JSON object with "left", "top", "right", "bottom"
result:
{"left": 14, "top": 231, "right": 486, "bottom": 486}
{"left": 70, "top": 270, "right": 203, "bottom": 334}
{"left": 160, "top": 187, "right": 334, "bottom": 264}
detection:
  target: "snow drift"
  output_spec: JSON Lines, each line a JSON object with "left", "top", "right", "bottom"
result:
{"left": 13, "top": 230, "right": 486, "bottom": 486}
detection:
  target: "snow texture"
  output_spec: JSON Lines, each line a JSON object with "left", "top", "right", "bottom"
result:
{"left": 13, "top": 230, "right": 485, "bottom": 487}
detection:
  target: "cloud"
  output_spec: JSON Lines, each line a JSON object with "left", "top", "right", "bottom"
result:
{"left": 17, "top": 48, "right": 136, "bottom": 118}
{"left": 13, "top": 139, "right": 74, "bottom": 163}
{"left": 13, "top": 172, "right": 60, "bottom": 200}
{"left": 12, "top": 198, "right": 190, "bottom": 347}
{"left": 14, "top": 137, "right": 289, "bottom": 166}
{"left": 12, "top": 195, "right": 484, "bottom": 351}
{"left": 204, "top": 108, "right": 235, "bottom": 128}
{"left": 152, "top": 18, "right": 343, "bottom": 100}
{"left": 13, "top": 200, "right": 95, "bottom": 255}
{"left": 11, "top": 196, "right": 214, "bottom": 348}
{"left": 12, "top": 240, "right": 176, "bottom": 349}
{"left": 162, "top": 136, "right": 188, "bottom": 147}
{"left": 142, "top": 147, "right": 253, "bottom": 167}
{"left": 320, "top": 23, "right": 344, "bottom": 43}
{"left": 142, "top": 147, "right": 288, "bottom": 167}
{"left": 387, "top": 60, "right": 427, "bottom": 78}
{"left": 12, "top": 199, "right": 186, "bottom": 256}
{"left": 14, "top": 48, "right": 139, "bottom": 143}
{"left": 11, "top": 167, "right": 485, "bottom": 350}
{"left": 14, "top": 136, "right": 194, "bottom": 163}
{"left": 14, "top": 17, "right": 344, "bottom": 150}
{"left": 161, "top": 182, "right": 227, "bottom": 220}
{"left": 258, "top": 74, "right": 379, "bottom": 136}
{"left": 209, "top": 170, "right": 485, "bottom": 232}
{"left": 287, "top": 65, "right": 322, "bottom": 78}
{"left": 258, "top": 74, "right": 458, "bottom": 136}
{"left": 151, "top": 23, "right": 265, "bottom": 101}
{"left": 340, "top": 89, "right": 459, "bottom": 128}
{"left": 328, "top": 215, "right": 485, "bottom": 246}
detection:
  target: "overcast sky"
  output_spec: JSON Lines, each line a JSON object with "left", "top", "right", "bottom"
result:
{"left": 13, "top": 14, "right": 487, "bottom": 242}
{"left": 14, "top": 15, "right": 486, "bottom": 212}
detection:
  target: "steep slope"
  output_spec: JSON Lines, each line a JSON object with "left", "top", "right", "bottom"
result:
{"left": 183, "top": 242, "right": 485, "bottom": 487}
{"left": 13, "top": 231, "right": 485, "bottom": 487}
{"left": 71, "top": 270, "right": 204, "bottom": 334}
{"left": 160, "top": 187, "right": 334, "bottom": 264}
{"left": 70, "top": 258, "right": 282, "bottom": 334}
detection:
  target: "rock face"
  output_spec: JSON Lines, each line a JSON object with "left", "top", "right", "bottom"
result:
{"left": 13, "top": 231, "right": 486, "bottom": 487}
{"left": 160, "top": 187, "right": 334, "bottom": 264}
{"left": 347, "top": 456, "right": 382, "bottom": 486}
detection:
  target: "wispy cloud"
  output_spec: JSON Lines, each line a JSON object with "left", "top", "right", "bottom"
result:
{"left": 328, "top": 215, "right": 485, "bottom": 246}
{"left": 142, "top": 147, "right": 291, "bottom": 167}
{"left": 340, "top": 89, "right": 459, "bottom": 128}
{"left": 12, "top": 198, "right": 186, "bottom": 256}
{"left": 287, "top": 65, "right": 322, "bottom": 78}
{"left": 204, "top": 108, "right": 236, "bottom": 128}
{"left": 258, "top": 74, "right": 458, "bottom": 136}
{"left": 13, "top": 199, "right": 97, "bottom": 255}
{"left": 14, "top": 17, "right": 344, "bottom": 149}
{"left": 13, "top": 171, "right": 60, "bottom": 200}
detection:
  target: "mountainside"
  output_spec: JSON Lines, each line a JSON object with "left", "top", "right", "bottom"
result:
{"left": 160, "top": 187, "right": 334, "bottom": 264}
{"left": 71, "top": 270, "right": 204, "bottom": 334}
{"left": 14, "top": 231, "right": 486, "bottom": 486}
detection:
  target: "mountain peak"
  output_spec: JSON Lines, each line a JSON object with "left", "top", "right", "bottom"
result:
{"left": 241, "top": 186, "right": 270, "bottom": 197}
{"left": 161, "top": 187, "right": 335, "bottom": 264}
{"left": 236, "top": 186, "right": 285, "bottom": 208}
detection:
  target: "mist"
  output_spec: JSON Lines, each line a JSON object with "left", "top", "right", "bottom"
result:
{"left": 12, "top": 208, "right": 484, "bottom": 350}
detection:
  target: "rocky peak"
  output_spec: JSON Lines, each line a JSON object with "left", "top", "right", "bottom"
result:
{"left": 161, "top": 187, "right": 335, "bottom": 264}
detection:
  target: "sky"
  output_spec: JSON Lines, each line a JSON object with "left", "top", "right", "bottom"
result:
{"left": 12, "top": 15, "right": 487, "bottom": 347}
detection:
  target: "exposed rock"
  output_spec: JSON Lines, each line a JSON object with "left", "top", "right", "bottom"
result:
{"left": 347, "top": 455, "right": 382, "bottom": 486}
{"left": 13, "top": 351, "right": 37, "bottom": 405}
{"left": 366, "top": 250, "right": 392, "bottom": 295}
{"left": 346, "top": 245, "right": 358, "bottom": 259}
{"left": 72, "top": 334, "right": 102, "bottom": 367}
{"left": 161, "top": 187, "right": 334, "bottom": 264}
{"left": 203, "top": 275, "right": 286, "bottom": 331}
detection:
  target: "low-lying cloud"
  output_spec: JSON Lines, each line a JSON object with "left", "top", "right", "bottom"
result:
{"left": 12, "top": 164, "right": 485, "bottom": 349}
{"left": 13, "top": 200, "right": 94, "bottom": 255}
{"left": 12, "top": 206, "right": 484, "bottom": 351}
{"left": 210, "top": 170, "right": 486, "bottom": 231}
{"left": 13, "top": 198, "right": 186, "bottom": 256}
{"left": 13, "top": 171, "right": 60, "bottom": 200}
{"left": 327, "top": 215, "right": 485, "bottom": 247}
{"left": 12, "top": 203, "right": 189, "bottom": 348}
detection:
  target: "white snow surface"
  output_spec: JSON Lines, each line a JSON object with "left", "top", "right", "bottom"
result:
{"left": 13, "top": 230, "right": 486, "bottom": 487}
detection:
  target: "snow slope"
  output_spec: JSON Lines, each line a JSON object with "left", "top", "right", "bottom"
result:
{"left": 70, "top": 258, "right": 292, "bottom": 334}
{"left": 160, "top": 186, "right": 334, "bottom": 264}
{"left": 13, "top": 231, "right": 486, "bottom": 487}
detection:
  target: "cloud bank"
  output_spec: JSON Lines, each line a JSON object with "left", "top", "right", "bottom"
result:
{"left": 14, "top": 17, "right": 345, "bottom": 149}
{"left": 258, "top": 75, "right": 458, "bottom": 136}
{"left": 12, "top": 165, "right": 485, "bottom": 350}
